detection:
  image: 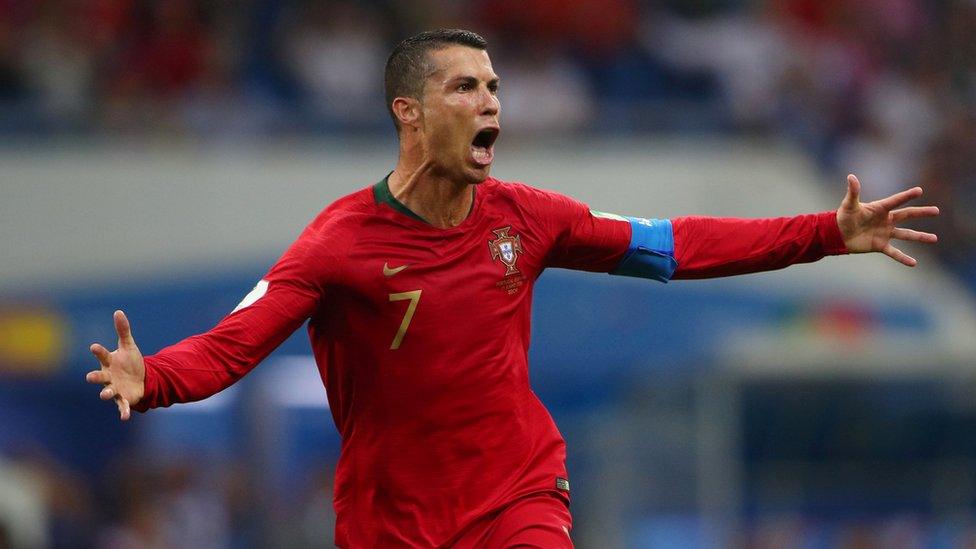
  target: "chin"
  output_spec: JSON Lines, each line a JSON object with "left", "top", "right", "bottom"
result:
{"left": 467, "top": 173, "right": 490, "bottom": 185}
{"left": 463, "top": 165, "right": 491, "bottom": 184}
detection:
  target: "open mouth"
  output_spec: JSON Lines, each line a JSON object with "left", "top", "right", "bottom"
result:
{"left": 470, "top": 127, "right": 499, "bottom": 167}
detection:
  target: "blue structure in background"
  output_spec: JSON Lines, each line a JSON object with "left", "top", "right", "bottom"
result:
{"left": 0, "top": 264, "right": 945, "bottom": 547}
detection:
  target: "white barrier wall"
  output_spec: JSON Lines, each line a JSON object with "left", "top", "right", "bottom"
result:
{"left": 0, "top": 137, "right": 837, "bottom": 288}
{"left": 0, "top": 137, "right": 968, "bottom": 310}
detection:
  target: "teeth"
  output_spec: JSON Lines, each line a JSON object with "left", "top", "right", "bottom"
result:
{"left": 472, "top": 147, "right": 492, "bottom": 163}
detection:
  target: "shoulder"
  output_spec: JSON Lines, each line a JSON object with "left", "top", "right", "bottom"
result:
{"left": 482, "top": 176, "right": 587, "bottom": 219}
{"left": 266, "top": 185, "right": 381, "bottom": 284}
{"left": 296, "top": 186, "right": 374, "bottom": 255}
{"left": 481, "top": 176, "right": 576, "bottom": 211}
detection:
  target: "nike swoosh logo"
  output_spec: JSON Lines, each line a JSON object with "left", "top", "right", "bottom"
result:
{"left": 383, "top": 262, "right": 409, "bottom": 276}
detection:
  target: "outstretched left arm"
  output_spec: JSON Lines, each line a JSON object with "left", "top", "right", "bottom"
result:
{"left": 536, "top": 174, "right": 938, "bottom": 281}
{"left": 668, "top": 174, "right": 939, "bottom": 280}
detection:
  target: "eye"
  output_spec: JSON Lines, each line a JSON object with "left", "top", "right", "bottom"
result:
{"left": 458, "top": 82, "right": 473, "bottom": 92}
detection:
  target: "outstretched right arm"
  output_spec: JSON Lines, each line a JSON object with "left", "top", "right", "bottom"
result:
{"left": 86, "top": 226, "right": 340, "bottom": 419}
{"left": 136, "top": 273, "right": 321, "bottom": 411}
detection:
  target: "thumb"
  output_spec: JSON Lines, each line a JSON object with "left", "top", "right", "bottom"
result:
{"left": 841, "top": 174, "right": 861, "bottom": 210}
{"left": 114, "top": 310, "right": 136, "bottom": 348}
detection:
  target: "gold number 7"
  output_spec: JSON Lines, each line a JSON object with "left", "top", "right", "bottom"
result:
{"left": 388, "top": 290, "right": 422, "bottom": 350}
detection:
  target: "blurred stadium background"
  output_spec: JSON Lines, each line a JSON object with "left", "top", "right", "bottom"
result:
{"left": 2, "top": 0, "right": 976, "bottom": 547}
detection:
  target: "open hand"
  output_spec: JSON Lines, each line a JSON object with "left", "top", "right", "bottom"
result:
{"left": 837, "top": 174, "right": 939, "bottom": 266}
{"left": 86, "top": 310, "right": 145, "bottom": 420}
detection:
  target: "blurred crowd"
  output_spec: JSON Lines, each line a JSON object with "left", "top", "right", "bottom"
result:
{"left": 7, "top": 447, "right": 976, "bottom": 548}
{"left": 0, "top": 0, "right": 973, "bottom": 274}
{"left": 1, "top": 0, "right": 972, "bottom": 277}
{"left": 0, "top": 448, "right": 337, "bottom": 548}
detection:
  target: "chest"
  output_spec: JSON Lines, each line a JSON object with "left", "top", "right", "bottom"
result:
{"left": 330, "top": 215, "right": 548, "bottom": 348}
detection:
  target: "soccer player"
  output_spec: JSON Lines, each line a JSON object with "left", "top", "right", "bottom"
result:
{"left": 86, "top": 29, "right": 939, "bottom": 548}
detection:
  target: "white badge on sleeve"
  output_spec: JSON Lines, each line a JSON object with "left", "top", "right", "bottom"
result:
{"left": 233, "top": 279, "right": 269, "bottom": 313}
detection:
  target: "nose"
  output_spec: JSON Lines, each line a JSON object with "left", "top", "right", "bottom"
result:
{"left": 480, "top": 88, "right": 499, "bottom": 117}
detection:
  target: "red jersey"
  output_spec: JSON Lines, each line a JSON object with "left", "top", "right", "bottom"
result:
{"left": 134, "top": 176, "right": 847, "bottom": 547}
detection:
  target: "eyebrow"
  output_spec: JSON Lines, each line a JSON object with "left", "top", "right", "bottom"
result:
{"left": 447, "top": 75, "right": 501, "bottom": 87}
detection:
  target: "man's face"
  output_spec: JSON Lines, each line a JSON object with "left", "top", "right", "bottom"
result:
{"left": 417, "top": 45, "right": 500, "bottom": 184}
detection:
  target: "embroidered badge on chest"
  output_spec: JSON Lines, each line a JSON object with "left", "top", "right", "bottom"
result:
{"left": 488, "top": 226, "right": 527, "bottom": 295}
{"left": 488, "top": 226, "right": 523, "bottom": 276}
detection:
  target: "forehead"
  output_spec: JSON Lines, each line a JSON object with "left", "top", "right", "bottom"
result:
{"left": 427, "top": 45, "right": 496, "bottom": 82}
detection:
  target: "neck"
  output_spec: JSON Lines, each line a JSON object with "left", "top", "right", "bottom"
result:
{"left": 389, "top": 156, "right": 476, "bottom": 229}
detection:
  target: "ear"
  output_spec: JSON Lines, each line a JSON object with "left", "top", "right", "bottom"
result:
{"left": 392, "top": 97, "right": 422, "bottom": 130}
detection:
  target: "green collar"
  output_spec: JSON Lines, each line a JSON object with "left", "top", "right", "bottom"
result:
{"left": 373, "top": 174, "right": 476, "bottom": 226}
{"left": 373, "top": 174, "right": 427, "bottom": 223}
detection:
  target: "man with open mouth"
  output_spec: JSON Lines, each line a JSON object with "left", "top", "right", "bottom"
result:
{"left": 87, "top": 29, "right": 939, "bottom": 548}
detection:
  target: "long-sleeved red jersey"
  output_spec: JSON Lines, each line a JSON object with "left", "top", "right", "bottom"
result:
{"left": 134, "top": 176, "right": 847, "bottom": 547}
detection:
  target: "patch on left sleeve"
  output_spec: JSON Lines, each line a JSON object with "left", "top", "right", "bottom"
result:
{"left": 232, "top": 279, "right": 269, "bottom": 313}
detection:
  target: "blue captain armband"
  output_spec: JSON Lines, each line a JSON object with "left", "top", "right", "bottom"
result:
{"left": 609, "top": 216, "right": 677, "bottom": 283}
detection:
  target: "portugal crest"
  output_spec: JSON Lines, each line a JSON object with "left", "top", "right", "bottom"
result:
{"left": 488, "top": 226, "right": 523, "bottom": 276}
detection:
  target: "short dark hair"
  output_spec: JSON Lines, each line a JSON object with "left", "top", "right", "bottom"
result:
{"left": 384, "top": 29, "right": 488, "bottom": 130}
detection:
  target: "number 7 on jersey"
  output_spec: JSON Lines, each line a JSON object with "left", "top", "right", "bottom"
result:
{"left": 388, "top": 290, "right": 422, "bottom": 350}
